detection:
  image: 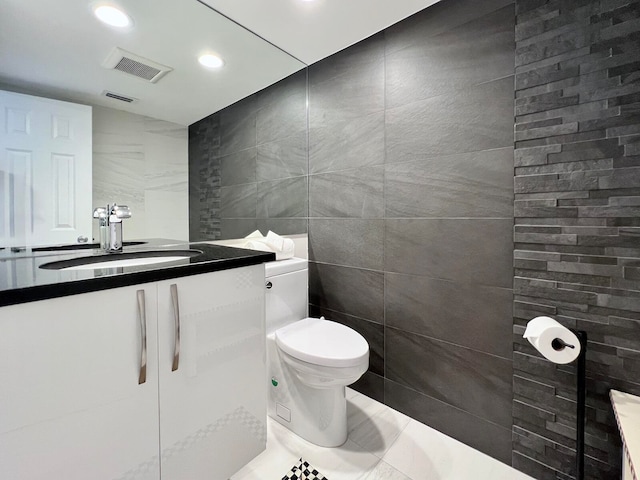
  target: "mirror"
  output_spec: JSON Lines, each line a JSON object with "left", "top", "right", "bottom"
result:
{"left": 189, "top": 69, "right": 309, "bottom": 242}
{"left": 0, "top": 0, "right": 306, "bottom": 247}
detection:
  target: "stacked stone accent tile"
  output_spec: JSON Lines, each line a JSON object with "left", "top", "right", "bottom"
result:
{"left": 513, "top": 1, "right": 640, "bottom": 479}
{"left": 189, "top": 114, "right": 221, "bottom": 241}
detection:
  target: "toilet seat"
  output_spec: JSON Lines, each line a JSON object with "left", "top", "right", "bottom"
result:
{"left": 275, "top": 317, "right": 368, "bottom": 368}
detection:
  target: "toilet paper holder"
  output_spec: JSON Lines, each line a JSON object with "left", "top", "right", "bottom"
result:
{"left": 551, "top": 337, "right": 575, "bottom": 350}
{"left": 525, "top": 322, "right": 587, "bottom": 480}
{"left": 572, "top": 330, "right": 587, "bottom": 480}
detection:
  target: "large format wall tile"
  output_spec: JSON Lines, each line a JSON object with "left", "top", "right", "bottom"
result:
{"left": 308, "top": 262, "right": 384, "bottom": 324}
{"left": 309, "top": 218, "right": 384, "bottom": 271}
{"left": 386, "top": 4, "right": 515, "bottom": 109}
{"left": 384, "top": 218, "right": 513, "bottom": 288}
{"left": 219, "top": 183, "right": 257, "bottom": 218}
{"left": 385, "top": 148, "right": 514, "bottom": 218}
{"left": 384, "top": 379, "right": 512, "bottom": 465}
{"left": 257, "top": 89, "right": 306, "bottom": 145}
{"left": 385, "top": 272, "right": 513, "bottom": 358}
{"left": 385, "top": 0, "right": 514, "bottom": 56}
{"left": 257, "top": 218, "right": 308, "bottom": 237}
{"left": 189, "top": 0, "right": 518, "bottom": 471}
{"left": 352, "top": 371, "right": 385, "bottom": 404}
{"left": 386, "top": 76, "right": 514, "bottom": 163}
{"left": 219, "top": 148, "right": 256, "bottom": 187}
{"left": 219, "top": 97, "right": 257, "bottom": 157}
{"left": 256, "top": 69, "right": 307, "bottom": 112}
{"left": 257, "top": 132, "right": 307, "bottom": 182}
{"left": 257, "top": 177, "right": 307, "bottom": 218}
{"left": 309, "top": 33, "right": 385, "bottom": 127}
{"left": 220, "top": 218, "right": 258, "bottom": 239}
{"left": 386, "top": 327, "right": 513, "bottom": 429}
{"left": 191, "top": 70, "right": 308, "bottom": 240}
{"left": 309, "top": 166, "right": 384, "bottom": 218}
{"left": 309, "top": 111, "right": 384, "bottom": 174}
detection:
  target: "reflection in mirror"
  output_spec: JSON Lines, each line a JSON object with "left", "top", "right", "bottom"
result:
{"left": 0, "top": 0, "right": 305, "bottom": 247}
{"left": 189, "top": 70, "right": 309, "bottom": 241}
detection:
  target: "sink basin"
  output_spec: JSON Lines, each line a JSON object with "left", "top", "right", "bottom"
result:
{"left": 39, "top": 250, "right": 202, "bottom": 270}
{"left": 32, "top": 241, "right": 147, "bottom": 252}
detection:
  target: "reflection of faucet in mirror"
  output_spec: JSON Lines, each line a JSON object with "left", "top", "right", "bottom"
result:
{"left": 93, "top": 204, "right": 131, "bottom": 253}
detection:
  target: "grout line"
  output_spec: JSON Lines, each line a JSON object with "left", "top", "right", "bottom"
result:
{"left": 385, "top": 324, "right": 514, "bottom": 362}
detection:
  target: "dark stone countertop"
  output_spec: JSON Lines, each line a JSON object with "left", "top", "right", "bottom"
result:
{"left": 0, "top": 239, "right": 275, "bottom": 307}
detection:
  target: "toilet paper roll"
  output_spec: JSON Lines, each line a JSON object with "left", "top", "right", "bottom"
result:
{"left": 523, "top": 316, "right": 581, "bottom": 365}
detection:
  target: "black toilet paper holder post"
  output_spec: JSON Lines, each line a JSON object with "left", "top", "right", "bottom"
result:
{"left": 553, "top": 330, "right": 588, "bottom": 480}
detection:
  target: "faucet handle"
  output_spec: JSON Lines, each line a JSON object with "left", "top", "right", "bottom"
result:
{"left": 93, "top": 207, "right": 107, "bottom": 219}
{"left": 110, "top": 204, "right": 132, "bottom": 219}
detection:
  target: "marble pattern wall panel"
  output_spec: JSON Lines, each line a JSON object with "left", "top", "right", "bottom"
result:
{"left": 93, "top": 106, "right": 188, "bottom": 242}
{"left": 512, "top": 1, "right": 640, "bottom": 479}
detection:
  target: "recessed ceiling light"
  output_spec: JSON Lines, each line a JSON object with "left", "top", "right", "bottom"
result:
{"left": 94, "top": 5, "right": 132, "bottom": 28}
{"left": 198, "top": 54, "right": 224, "bottom": 69}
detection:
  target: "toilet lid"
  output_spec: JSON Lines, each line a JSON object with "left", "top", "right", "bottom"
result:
{"left": 275, "top": 317, "right": 369, "bottom": 368}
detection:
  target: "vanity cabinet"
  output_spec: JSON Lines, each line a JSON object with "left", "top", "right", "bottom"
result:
{"left": 0, "top": 265, "right": 266, "bottom": 480}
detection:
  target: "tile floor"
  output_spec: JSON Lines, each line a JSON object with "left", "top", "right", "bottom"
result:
{"left": 232, "top": 388, "right": 535, "bottom": 480}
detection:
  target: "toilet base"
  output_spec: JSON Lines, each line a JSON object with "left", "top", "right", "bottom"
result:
{"left": 267, "top": 334, "right": 348, "bottom": 447}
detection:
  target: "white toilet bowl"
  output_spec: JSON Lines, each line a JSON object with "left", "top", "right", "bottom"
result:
{"left": 268, "top": 318, "right": 369, "bottom": 447}
{"left": 276, "top": 318, "right": 369, "bottom": 388}
{"left": 264, "top": 258, "right": 369, "bottom": 447}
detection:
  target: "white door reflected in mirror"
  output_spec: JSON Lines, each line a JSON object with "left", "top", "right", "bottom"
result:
{"left": 0, "top": 90, "right": 92, "bottom": 248}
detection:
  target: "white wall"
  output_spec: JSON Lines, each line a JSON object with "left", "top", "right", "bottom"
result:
{"left": 92, "top": 106, "right": 188, "bottom": 242}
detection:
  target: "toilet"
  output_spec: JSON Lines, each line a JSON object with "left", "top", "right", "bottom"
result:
{"left": 265, "top": 258, "right": 369, "bottom": 447}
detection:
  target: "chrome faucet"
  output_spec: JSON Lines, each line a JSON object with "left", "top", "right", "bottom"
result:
{"left": 93, "top": 203, "right": 131, "bottom": 252}
{"left": 92, "top": 207, "right": 108, "bottom": 250}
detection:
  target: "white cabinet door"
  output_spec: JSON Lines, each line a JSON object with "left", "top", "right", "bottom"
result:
{"left": 0, "top": 89, "right": 92, "bottom": 247}
{"left": 157, "top": 266, "right": 267, "bottom": 480}
{"left": 0, "top": 284, "right": 160, "bottom": 480}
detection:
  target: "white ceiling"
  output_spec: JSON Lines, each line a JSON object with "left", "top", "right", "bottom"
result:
{"left": 0, "top": 0, "right": 442, "bottom": 126}
{"left": 202, "top": 0, "right": 443, "bottom": 65}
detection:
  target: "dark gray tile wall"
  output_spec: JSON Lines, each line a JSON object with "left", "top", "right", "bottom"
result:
{"left": 189, "top": 114, "right": 219, "bottom": 240}
{"left": 306, "top": 0, "right": 516, "bottom": 464}
{"left": 188, "top": 70, "right": 308, "bottom": 240}
{"left": 190, "top": 0, "right": 516, "bottom": 465}
{"left": 188, "top": 0, "right": 640, "bottom": 475}
{"left": 513, "top": 1, "right": 640, "bottom": 479}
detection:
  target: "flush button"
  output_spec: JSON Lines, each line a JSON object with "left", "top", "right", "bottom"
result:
{"left": 276, "top": 403, "right": 291, "bottom": 422}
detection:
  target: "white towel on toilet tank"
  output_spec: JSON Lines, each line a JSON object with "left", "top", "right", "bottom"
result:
{"left": 243, "top": 230, "right": 295, "bottom": 260}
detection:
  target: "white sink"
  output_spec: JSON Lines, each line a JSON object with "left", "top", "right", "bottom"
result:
{"left": 39, "top": 250, "right": 202, "bottom": 270}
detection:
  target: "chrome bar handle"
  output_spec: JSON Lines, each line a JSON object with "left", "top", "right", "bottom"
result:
{"left": 137, "top": 289, "right": 147, "bottom": 385}
{"left": 170, "top": 284, "right": 180, "bottom": 372}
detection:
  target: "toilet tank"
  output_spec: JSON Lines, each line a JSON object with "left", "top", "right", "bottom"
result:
{"left": 265, "top": 258, "right": 308, "bottom": 334}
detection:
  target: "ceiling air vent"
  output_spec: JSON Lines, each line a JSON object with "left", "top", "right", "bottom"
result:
{"left": 102, "top": 90, "right": 137, "bottom": 103}
{"left": 102, "top": 47, "right": 172, "bottom": 83}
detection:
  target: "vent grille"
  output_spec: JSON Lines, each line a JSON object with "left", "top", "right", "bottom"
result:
{"left": 103, "top": 91, "right": 137, "bottom": 103}
{"left": 102, "top": 47, "right": 172, "bottom": 83}
{"left": 114, "top": 57, "right": 161, "bottom": 81}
